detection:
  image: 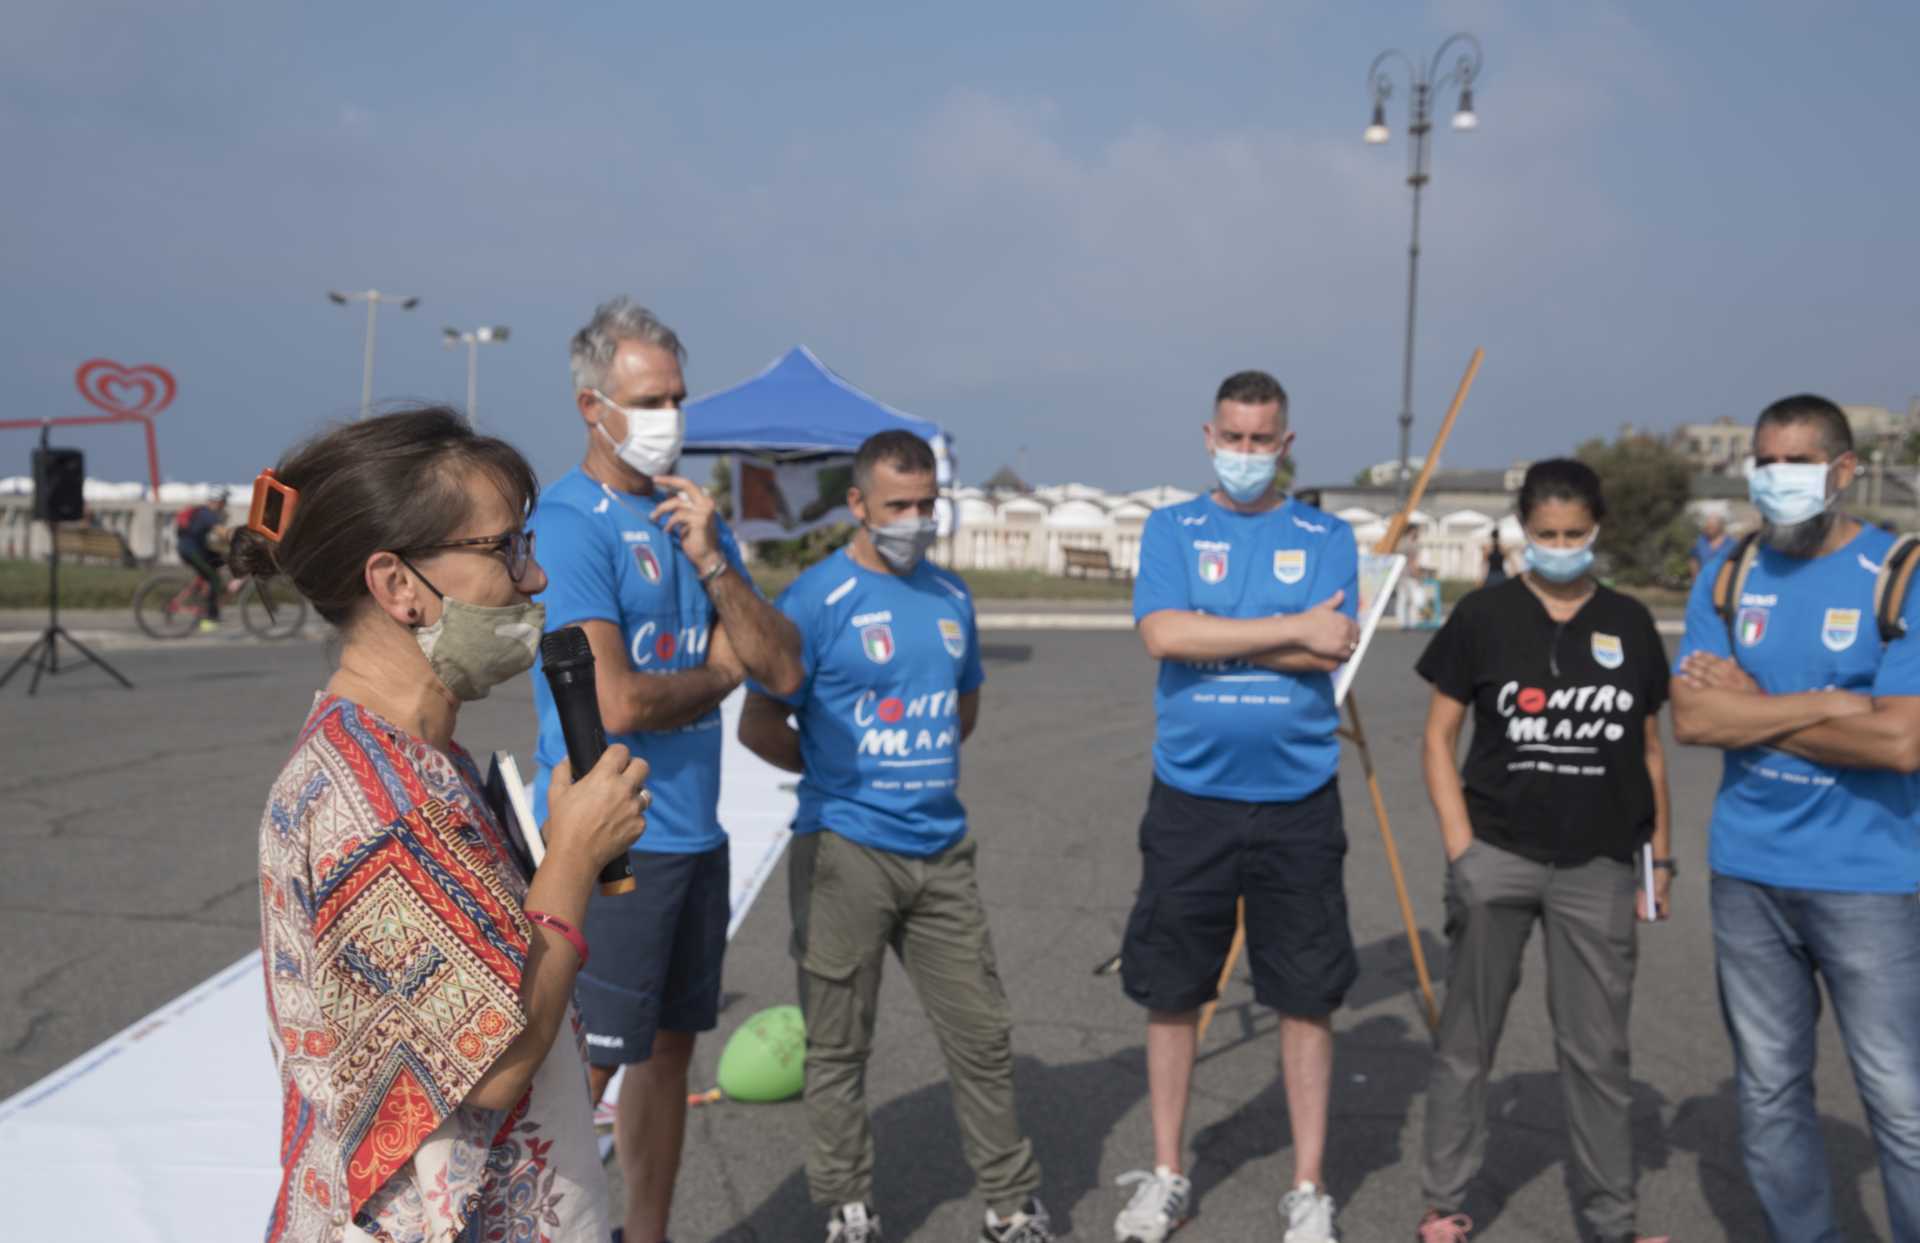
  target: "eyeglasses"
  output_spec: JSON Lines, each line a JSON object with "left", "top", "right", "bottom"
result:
{"left": 395, "top": 529, "right": 536, "bottom": 583}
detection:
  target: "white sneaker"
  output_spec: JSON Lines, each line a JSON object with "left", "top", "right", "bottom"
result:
{"left": 827, "top": 1201, "right": 881, "bottom": 1242}
{"left": 1280, "top": 1181, "right": 1337, "bottom": 1243}
{"left": 1114, "top": 1165, "right": 1191, "bottom": 1242}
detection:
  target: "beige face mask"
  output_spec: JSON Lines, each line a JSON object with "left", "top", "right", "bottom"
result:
{"left": 413, "top": 596, "right": 546, "bottom": 702}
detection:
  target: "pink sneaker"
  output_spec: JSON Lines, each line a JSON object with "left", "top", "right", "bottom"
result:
{"left": 1420, "top": 1214, "right": 1474, "bottom": 1243}
{"left": 1416, "top": 1211, "right": 1472, "bottom": 1242}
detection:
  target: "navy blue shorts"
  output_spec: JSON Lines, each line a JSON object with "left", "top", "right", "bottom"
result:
{"left": 1121, "top": 777, "right": 1357, "bottom": 1018}
{"left": 576, "top": 844, "right": 729, "bottom": 1066}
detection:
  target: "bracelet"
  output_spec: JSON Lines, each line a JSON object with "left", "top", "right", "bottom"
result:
{"left": 524, "top": 909, "right": 589, "bottom": 968}
{"left": 699, "top": 558, "right": 729, "bottom": 585}
{"left": 1651, "top": 858, "right": 1679, "bottom": 875}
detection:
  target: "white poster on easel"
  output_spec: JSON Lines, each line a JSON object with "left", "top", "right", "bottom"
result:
{"left": 1333, "top": 552, "right": 1406, "bottom": 706}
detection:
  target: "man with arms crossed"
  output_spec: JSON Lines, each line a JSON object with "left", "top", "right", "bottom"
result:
{"left": 530, "top": 296, "right": 804, "bottom": 1243}
{"left": 739, "top": 430, "right": 1052, "bottom": 1243}
{"left": 1673, "top": 394, "right": 1920, "bottom": 1242}
{"left": 1116, "top": 371, "right": 1361, "bottom": 1243}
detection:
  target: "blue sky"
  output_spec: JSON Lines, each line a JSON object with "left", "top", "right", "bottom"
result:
{"left": 5, "top": 0, "right": 1916, "bottom": 494}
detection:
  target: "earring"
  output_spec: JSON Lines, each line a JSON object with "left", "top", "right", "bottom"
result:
{"left": 407, "top": 608, "right": 419, "bottom": 622}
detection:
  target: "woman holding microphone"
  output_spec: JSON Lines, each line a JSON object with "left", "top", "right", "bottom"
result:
{"left": 1411, "top": 459, "right": 1672, "bottom": 1243}
{"left": 232, "top": 407, "right": 649, "bottom": 1242}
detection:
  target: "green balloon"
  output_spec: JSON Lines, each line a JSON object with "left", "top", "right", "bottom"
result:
{"left": 715, "top": 1004, "right": 807, "bottom": 1102}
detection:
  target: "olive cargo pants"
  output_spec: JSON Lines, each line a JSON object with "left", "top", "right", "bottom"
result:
{"left": 788, "top": 830, "right": 1041, "bottom": 1215}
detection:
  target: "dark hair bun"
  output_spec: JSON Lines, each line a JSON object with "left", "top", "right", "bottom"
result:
{"left": 225, "top": 524, "right": 281, "bottom": 581}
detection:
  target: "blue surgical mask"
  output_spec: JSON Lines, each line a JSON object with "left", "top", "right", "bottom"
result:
{"left": 1524, "top": 531, "right": 1597, "bottom": 584}
{"left": 1748, "top": 462, "right": 1832, "bottom": 527}
{"left": 1213, "top": 450, "right": 1279, "bottom": 503}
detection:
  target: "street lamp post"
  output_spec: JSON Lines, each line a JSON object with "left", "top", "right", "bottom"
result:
{"left": 442, "top": 325, "right": 511, "bottom": 423}
{"left": 327, "top": 289, "right": 421, "bottom": 419}
{"left": 1364, "top": 33, "right": 1483, "bottom": 503}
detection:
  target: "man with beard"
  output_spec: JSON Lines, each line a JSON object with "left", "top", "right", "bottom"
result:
{"left": 1672, "top": 393, "right": 1920, "bottom": 1242}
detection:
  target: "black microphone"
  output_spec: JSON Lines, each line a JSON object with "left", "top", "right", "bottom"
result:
{"left": 540, "top": 625, "right": 637, "bottom": 896}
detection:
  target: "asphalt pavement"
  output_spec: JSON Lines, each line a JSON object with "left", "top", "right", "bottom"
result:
{"left": 0, "top": 622, "right": 1895, "bottom": 1241}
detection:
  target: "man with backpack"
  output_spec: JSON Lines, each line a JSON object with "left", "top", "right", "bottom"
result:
{"left": 1672, "top": 394, "right": 1920, "bottom": 1241}
{"left": 175, "top": 490, "right": 229, "bottom": 632}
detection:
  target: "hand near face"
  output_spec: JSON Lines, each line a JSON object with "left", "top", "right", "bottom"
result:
{"left": 650, "top": 475, "right": 722, "bottom": 568}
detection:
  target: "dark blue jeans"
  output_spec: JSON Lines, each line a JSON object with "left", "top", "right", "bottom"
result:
{"left": 1712, "top": 874, "right": 1920, "bottom": 1242}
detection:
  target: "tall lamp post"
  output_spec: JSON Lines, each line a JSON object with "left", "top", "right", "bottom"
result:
{"left": 442, "top": 325, "right": 510, "bottom": 423}
{"left": 327, "top": 289, "right": 421, "bottom": 419}
{"left": 1364, "top": 33, "right": 1483, "bottom": 502}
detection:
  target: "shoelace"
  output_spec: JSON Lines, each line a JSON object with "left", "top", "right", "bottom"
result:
{"left": 833, "top": 1205, "right": 879, "bottom": 1242}
{"left": 1116, "top": 1169, "right": 1182, "bottom": 1217}
{"left": 993, "top": 1210, "right": 1053, "bottom": 1243}
{"left": 1417, "top": 1213, "right": 1473, "bottom": 1243}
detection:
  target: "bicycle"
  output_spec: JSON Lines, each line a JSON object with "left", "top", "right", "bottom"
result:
{"left": 132, "top": 568, "right": 309, "bottom": 640}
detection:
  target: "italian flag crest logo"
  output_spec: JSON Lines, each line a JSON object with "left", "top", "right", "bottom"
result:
{"left": 861, "top": 623, "right": 895, "bottom": 664}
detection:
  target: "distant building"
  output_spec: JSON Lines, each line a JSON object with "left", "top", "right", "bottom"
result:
{"left": 1842, "top": 403, "right": 1913, "bottom": 454}
{"left": 981, "top": 464, "right": 1031, "bottom": 495}
{"left": 1360, "top": 457, "right": 1425, "bottom": 486}
{"left": 1671, "top": 417, "right": 1753, "bottom": 475}
{"left": 1673, "top": 401, "right": 1920, "bottom": 475}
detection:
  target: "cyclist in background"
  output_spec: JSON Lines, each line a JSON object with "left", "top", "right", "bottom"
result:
{"left": 175, "top": 490, "right": 229, "bottom": 632}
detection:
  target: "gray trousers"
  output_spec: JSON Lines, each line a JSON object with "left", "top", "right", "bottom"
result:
{"left": 1421, "top": 839, "right": 1640, "bottom": 1242}
{"left": 789, "top": 830, "right": 1041, "bottom": 1214}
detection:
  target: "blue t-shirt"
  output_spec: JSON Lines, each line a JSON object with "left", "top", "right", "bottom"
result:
{"left": 1133, "top": 495, "right": 1359, "bottom": 803}
{"left": 1677, "top": 522, "right": 1920, "bottom": 892}
{"left": 527, "top": 467, "right": 751, "bottom": 854}
{"left": 1692, "top": 533, "right": 1731, "bottom": 567}
{"left": 751, "top": 548, "right": 985, "bottom": 858}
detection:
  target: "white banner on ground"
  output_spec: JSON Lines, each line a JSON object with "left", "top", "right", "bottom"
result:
{"left": 0, "top": 690, "right": 797, "bottom": 1242}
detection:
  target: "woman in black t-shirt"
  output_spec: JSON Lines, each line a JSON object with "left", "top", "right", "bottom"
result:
{"left": 1410, "top": 459, "right": 1673, "bottom": 1243}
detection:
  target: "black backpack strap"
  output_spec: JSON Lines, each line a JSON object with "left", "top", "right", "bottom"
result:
{"left": 1875, "top": 533, "right": 1920, "bottom": 643}
{"left": 1712, "top": 531, "right": 1764, "bottom": 647}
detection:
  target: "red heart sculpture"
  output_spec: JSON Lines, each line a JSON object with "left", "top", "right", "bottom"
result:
{"left": 75, "top": 359, "right": 176, "bottom": 418}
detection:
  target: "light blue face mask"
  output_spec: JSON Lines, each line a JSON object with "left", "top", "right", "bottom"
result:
{"left": 1524, "top": 531, "right": 1597, "bottom": 584}
{"left": 1213, "top": 449, "right": 1279, "bottom": 503}
{"left": 1748, "top": 462, "right": 1832, "bottom": 527}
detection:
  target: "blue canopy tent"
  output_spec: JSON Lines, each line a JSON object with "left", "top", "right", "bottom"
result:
{"left": 683, "top": 346, "right": 954, "bottom": 540}
{"left": 683, "top": 345, "right": 945, "bottom": 457}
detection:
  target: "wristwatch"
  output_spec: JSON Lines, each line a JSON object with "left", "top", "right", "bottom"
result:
{"left": 1650, "top": 858, "right": 1678, "bottom": 876}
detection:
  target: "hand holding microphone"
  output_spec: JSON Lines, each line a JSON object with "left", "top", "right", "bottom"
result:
{"left": 541, "top": 626, "right": 644, "bottom": 895}
{"left": 544, "top": 746, "right": 648, "bottom": 889}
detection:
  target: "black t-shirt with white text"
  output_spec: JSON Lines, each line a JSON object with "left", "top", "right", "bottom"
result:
{"left": 1415, "top": 578, "right": 1670, "bottom": 865}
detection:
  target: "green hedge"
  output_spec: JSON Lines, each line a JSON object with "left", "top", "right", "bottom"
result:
{"left": 0, "top": 560, "right": 154, "bottom": 609}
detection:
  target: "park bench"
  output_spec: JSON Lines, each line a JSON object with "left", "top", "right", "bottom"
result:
{"left": 53, "top": 525, "right": 137, "bottom": 567}
{"left": 1062, "top": 545, "right": 1129, "bottom": 579}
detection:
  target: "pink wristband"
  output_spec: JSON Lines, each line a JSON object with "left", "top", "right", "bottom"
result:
{"left": 524, "top": 909, "right": 589, "bottom": 969}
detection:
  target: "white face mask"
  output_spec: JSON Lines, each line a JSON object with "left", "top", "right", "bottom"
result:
{"left": 1748, "top": 461, "right": 1833, "bottom": 528}
{"left": 590, "top": 389, "right": 684, "bottom": 478}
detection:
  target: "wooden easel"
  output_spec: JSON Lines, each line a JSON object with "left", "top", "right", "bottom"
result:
{"left": 1195, "top": 347, "right": 1485, "bottom": 1041}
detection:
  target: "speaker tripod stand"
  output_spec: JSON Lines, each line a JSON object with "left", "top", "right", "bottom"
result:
{"left": 1, "top": 522, "right": 133, "bottom": 696}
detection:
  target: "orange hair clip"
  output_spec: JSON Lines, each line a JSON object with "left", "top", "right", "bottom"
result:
{"left": 247, "top": 468, "right": 299, "bottom": 543}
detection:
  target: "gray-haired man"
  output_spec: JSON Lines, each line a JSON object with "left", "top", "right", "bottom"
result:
{"left": 529, "top": 296, "right": 804, "bottom": 1243}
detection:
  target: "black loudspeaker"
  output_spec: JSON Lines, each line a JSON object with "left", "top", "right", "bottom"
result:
{"left": 32, "top": 448, "right": 85, "bottom": 523}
